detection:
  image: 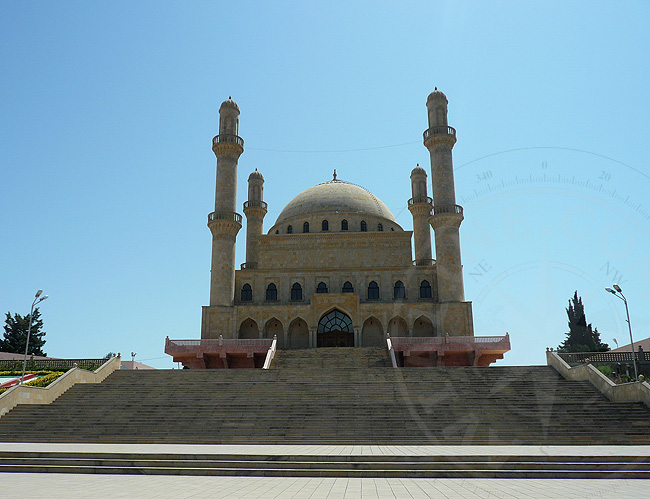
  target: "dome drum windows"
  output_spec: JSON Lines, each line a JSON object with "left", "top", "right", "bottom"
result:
{"left": 341, "top": 219, "right": 348, "bottom": 231}
{"left": 322, "top": 220, "right": 329, "bottom": 231}
{"left": 303, "top": 222, "right": 309, "bottom": 233}
{"left": 360, "top": 221, "right": 367, "bottom": 232}
{"left": 287, "top": 225, "right": 293, "bottom": 234}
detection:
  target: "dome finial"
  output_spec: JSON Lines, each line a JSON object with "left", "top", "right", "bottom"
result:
{"left": 333, "top": 169, "right": 337, "bottom": 180}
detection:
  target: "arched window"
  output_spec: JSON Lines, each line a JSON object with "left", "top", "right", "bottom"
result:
{"left": 342, "top": 281, "right": 354, "bottom": 293}
{"left": 275, "top": 230, "right": 279, "bottom": 234}
{"left": 341, "top": 219, "right": 348, "bottom": 231}
{"left": 287, "top": 225, "right": 293, "bottom": 234}
{"left": 419, "top": 280, "right": 432, "bottom": 298}
{"left": 266, "top": 283, "right": 277, "bottom": 301}
{"left": 316, "top": 282, "right": 328, "bottom": 293}
{"left": 377, "top": 223, "right": 383, "bottom": 232}
{"left": 322, "top": 220, "right": 329, "bottom": 231}
{"left": 241, "top": 283, "right": 252, "bottom": 302}
{"left": 291, "top": 283, "right": 302, "bottom": 301}
{"left": 390, "top": 227, "right": 394, "bottom": 231}
{"left": 303, "top": 222, "right": 309, "bottom": 233}
{"left": 317, "top": 309, "right": 353, "bottom": 334}
{"left": 367, "top": 281, "right": 379, "bottom": 300}
{"left": 360, "top": 220, "right": 367, "bottom": 232}
{"left": 393, "top": 280, "right": 406, "bottom": 299}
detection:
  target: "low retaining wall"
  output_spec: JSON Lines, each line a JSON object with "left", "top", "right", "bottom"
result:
{"left": 547, "top": 351, "right": 650, "bottom": 408}
{"left": 0, "top": 355, "right": 121, "bottom": 418}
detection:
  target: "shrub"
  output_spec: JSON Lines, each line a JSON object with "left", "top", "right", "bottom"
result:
{"left": 597, "top": 365, "right": 612, "bottom": 377}
{"left": 25, "top": 372, "right": 64, "bottom": 387}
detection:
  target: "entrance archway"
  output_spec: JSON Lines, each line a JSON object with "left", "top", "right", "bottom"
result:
{"left": 317, "top": 309, "right": 354, "bottom": 347}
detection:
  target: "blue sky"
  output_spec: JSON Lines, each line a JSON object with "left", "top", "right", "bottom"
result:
{"left": 2, "top": 1, "right": 649, "bottom": 367}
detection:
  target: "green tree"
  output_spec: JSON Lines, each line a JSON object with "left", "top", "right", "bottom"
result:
{"left": 557, "top": 291, "right": 609, "bottom": 353}
{"left": 1, "top": 308, "right": 47, "bottom": 356}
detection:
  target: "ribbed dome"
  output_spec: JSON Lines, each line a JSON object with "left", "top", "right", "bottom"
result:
{"left": 219, "top": 96, "right": 240, "bottom": 112}
{"left": 274, "top": 179, "right": 397, "bottom": 226}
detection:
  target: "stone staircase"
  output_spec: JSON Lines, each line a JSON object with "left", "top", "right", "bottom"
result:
{"left": 0, "top": 348, "right": 649, "bottom": 446}
{"left": 1, "top": 449, "right": 650, "bottom": 478}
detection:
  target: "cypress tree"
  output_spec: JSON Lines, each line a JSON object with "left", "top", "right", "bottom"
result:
{"left": 1, "top": 308, "right": 47, "bottom": 356}
{"left": 557, "top": 291, "right": 609, "bottom": 353}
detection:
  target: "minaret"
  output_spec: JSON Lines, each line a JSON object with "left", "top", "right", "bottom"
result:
{"left": 243, "top": 169, "right": 267, "bottom": 268}
{"left": 424, "top": 88, "right": 465, "bottom": 302}
{"left": 208, "top": 97, "right": 243, "bottom": 306}
{"left": 408, "top": 164, "right": 433, "bottom": 265}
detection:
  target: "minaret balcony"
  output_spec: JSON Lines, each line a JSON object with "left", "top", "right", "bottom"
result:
{"left": 431, "top": 204, "right": 463, "bottom": 216}
{"left": 208, "top": 211, "right": 243, "bottom": 224}
{"left": 212, "top": 134, "right": 244, "bottom": 147}
{"left": 243, "top": 200, "right": 268, "bottom": 210}
{"left": 423, "top": 125, "right": 456, "bottom": 140}
{"left": 408, "top": 196, "right": 433, "bottom": 206}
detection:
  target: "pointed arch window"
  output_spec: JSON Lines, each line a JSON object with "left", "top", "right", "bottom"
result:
{"left": 287, "top": 225, "right": 293, "bottom": 234}
{"left": 377, "top": 223, "right": 383, "bottom": 232}
{"left": 419, "top": 280, "right": 432, "bottom": 298}
{"left": 360, "top": 220, "right": 367, "bottom": 232}
{"left": 316, "top": 282, "right": 328, "bottom": 293}
{"left": 291, "top": 283, "right": 302, "bottom": 301}
{"left": 303, "top": 222, "right": 309, "bottom": 233}
{"left": 341, "top": 219, "right": 348, "bottom": 231}
{"left": 322, "top": 220, "right": 329, "bottom": 231}
{"left": 342, "top": 281, "right": 354, "bottom": 293}
{"left": 367, "top": 281, "right": 379, "bottom": 300}
{"left": 393, "top": 280, "right": 406, "bottom": 299}
{"left": 241, "top": 283, "right": 252, "bottom": 302}
{"left": 266, "top": 283, "right": 277, "bottom": 301}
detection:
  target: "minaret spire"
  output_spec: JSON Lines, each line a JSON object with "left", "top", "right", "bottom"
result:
{"left": 207, "top": 97, "right": 243, "bottom": 310}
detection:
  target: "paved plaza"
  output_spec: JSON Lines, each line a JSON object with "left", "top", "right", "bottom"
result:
{"left": 1, "top": 444, "right": 649, "bottom": 498}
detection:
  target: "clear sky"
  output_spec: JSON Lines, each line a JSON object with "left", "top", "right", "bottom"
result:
{"left": 2, "top": 1, "right": 649, "bottom": 368}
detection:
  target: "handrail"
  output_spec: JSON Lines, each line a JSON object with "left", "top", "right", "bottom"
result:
{"left": 166, "top": 337, "right": 273, "bottom": 348}
{"left": 208, "top": 211, "right": 242, "bottom": 224}
{"left": 386, "top": 334, "right": 398, "bottom": 368}
{"left": 212, "top": 134, "right": 244, "bottom": 147}
{"left": 423, "top": 125, "right": 456, "bottom": 140}
{"left": 430, "top": 204, "right": 463, "bottom": 216}
{"left": 547, "top": 351, "right": 650, "bottom": 408}
{"left": 557, "top": 351, "right": 650, "bottom": 364}
{"left": 262, "top": 335, "right": 278, "bottom": 370}
{"left": 243, "top": 200, "right": 268, "bottom": 210}
{"left": 390, "top": 335, "right": 509, "bottom": 346}
{"left": 408, "top": 196, "right": 433, "bottom": 206}
{"left": 0, "top": 355, "right": 122, "bottom": 418}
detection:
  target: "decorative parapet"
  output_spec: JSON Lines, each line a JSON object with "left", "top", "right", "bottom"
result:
{"left": 388, "top": 334, "right": 510, "bottom": 367}
{"left": 0, "top": 357, "right": 111, "bottom": 371}
{"left": 0, "top": 355, "right": 121, "bottom": 418}
{"left": 557, "top": 351, "right": 650, "bottom": 364}
{"left": 212, "top": 134, "right": 244, "bottom": 148}
{"left": 165, "top": 336, "right": 273, "bottom": 369}
{"left": 408, "top": 196, "right": 433, "bottom": 206}
{"left": 423, "top": 126, "right": 456, "bottom": 140}
{"left": 243, "top": 200, "right": 268, "bottom": 210}
{"left": 430, "top": 204, "right": 464, "bottom": 216}
{"left": 208, "top": 211, "right": 242, "bottom": 224}
{"left": 547, "top": 351, "right": 650, "bottom": 408}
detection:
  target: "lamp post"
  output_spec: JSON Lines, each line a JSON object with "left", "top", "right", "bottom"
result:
{"left": 20, "top": 290, "right": 49, "bottom": 385}
{"left": 605, "top": 284, "right": 638, "bottom": 381}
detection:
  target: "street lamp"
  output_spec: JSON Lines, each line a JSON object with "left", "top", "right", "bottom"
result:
{"left": 605, "top": 284, "right": 638, "bottom": 381}
{"left": 20, "top": 290, "right": 49, "bottom": 385}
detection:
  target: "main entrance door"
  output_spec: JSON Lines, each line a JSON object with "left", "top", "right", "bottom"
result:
{"left": 317, "top": 309, "right": 354, "bottom": 347}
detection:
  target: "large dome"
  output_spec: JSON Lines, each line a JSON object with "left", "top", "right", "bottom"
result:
{"left": 273, "top": 179, "right": 397, "bottom": 228}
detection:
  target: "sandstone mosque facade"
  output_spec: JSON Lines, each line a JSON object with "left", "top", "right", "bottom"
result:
{"left": 200, "top": 89, "right": 474, "bottom": 351}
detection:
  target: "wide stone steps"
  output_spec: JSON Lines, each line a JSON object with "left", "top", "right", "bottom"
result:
{"left": 0, "top": 451, "right": 649, "bottom": 478}
{"left": 1, "top": 352, "right": 649, "bottom": 445}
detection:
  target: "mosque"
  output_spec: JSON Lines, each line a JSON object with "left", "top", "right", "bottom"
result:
{"left": 166, "top": 90, "right": 510, "bottom": 368}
